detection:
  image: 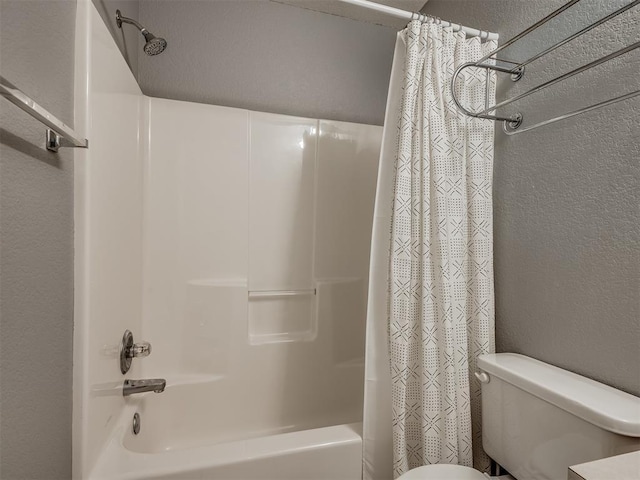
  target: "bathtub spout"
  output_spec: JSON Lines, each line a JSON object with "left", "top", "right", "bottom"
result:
{"left": 123, "top": 378, "right": 166, "bottom": 396}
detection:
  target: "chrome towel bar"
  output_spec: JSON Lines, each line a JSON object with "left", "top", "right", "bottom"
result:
{"left": 503, "top": 90, "right": 640, "bottom": 136}
{"left": 474, "top": 41, "right": 640, "bottom": 118}
{"left": 501, "top": 0, "right": 640, "bottom": 70}
{"left": 451, "top": 0, "right": 640, "bottom": 134}
{"left": 0, "top": 75, "right": 88, "bottom": 153}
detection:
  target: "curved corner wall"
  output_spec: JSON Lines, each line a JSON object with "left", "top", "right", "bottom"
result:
{"left": 73, "top": 1, "right": 145, "bottom": 477}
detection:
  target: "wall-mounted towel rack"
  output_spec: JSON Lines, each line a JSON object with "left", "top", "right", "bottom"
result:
{"left": 451, "top": 0, "right": 640, "bottom": 134}
{"left": 0, "top": 75, "right": 88, "bottom": 153}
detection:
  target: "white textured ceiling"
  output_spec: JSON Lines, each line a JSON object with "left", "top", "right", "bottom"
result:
{"left": 271, "top": 0, "right": 428, "bottom": 28}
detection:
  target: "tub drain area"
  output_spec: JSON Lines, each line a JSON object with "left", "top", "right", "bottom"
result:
{"left": 132, "top": 412, "right": 141, "bottom": 435}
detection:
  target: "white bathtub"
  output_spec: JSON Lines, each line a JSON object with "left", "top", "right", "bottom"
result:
{"left": 90, "top": 382, "right": 363, "bottom": 480}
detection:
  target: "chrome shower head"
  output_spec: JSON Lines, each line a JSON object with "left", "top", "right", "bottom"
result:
{"left": 141, "top": 31, "right": 167, "bottom": 56}
{"left": 116, "top": 9, "right": 167, "bottom": 56}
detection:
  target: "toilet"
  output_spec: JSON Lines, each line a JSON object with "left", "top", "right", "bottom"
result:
{"left": 398, "top": 464, "right": 488, "bottom": 479}
{"left": 398, "top": 353, "right": 640, "bottom": 480}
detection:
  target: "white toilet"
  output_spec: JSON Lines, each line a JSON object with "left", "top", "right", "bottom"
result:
{"left": 398, "top": 464, "right": 489, "bottom": 479}
{"left": 398, "top": 353, "right": 640, "bottom": 480}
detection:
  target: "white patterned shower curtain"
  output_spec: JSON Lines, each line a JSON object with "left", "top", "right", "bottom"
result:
{"left": 363, "top": 20, "right": 497, "bottom": 480}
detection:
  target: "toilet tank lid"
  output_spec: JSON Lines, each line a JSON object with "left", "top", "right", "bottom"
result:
{"left": 478, "top": 353, "right": 640, "bottom": 437}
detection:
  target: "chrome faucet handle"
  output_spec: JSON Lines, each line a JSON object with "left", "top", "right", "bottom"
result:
{"left": 129, "top": 341, "right": 151, "bottom": 358}
{"left": 119, "top": 330, "right": 152, "bottom": 374}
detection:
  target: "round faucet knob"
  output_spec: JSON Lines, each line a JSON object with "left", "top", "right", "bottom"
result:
{"left": 120, "top": 330, "right": 153, "bottom": 374}
{"left": 130, "top": 341, "right": 151, "bottom": 358}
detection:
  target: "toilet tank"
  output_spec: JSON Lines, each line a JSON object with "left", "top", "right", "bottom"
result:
{"left": 478, "top": 353, "right": 640, "bottom": 480}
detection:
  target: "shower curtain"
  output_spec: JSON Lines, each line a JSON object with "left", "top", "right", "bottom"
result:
{"left": 363, "top": 20, "right": 497, "bottom": 480}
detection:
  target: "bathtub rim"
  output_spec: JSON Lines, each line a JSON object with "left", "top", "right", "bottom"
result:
{"left": 89, "top": 403, "right": 363, "bottom": 480}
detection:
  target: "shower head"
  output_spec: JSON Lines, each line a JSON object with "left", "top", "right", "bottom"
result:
{"left": 141, "top": 31, "right": 168, "bottom": 56}
{"left": 116, "top": 9, "right": 167, "bottom": 56}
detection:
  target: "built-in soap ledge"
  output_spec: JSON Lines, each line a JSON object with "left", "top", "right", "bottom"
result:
{"left": 247, "top": 278, "right": 367, "bottom": 348}
{"left": 188, "top": 279, "right": 247, "bottom": 288}
{"left": 249, "top": 331, "right": 317, "bottom": 345}
{"left": 248, "top": 289, "right": 316, "bottom": 299}
{"left": 248, "top": 285, "right": 317, "bottom": 345}
{"left": 568, "top": 451, "right": 640, "bottom": 480}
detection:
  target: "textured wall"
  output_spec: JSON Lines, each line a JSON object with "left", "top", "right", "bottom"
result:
{"left": 423, "top": 0, "right": 640, "bottom": 395}
{"left": 92, "top": 0, "right": 140, "bottom": 77}
{"left": 0, "top": 1, "right": 75, "bottom": 478}
{"left": 137, "top": 0, "right": 397, "bottom": 125}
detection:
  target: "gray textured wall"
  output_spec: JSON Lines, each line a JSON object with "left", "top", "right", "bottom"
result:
{"left": 93, "top": 0, "right": 140, "bottom": 77}
{"left": 0, "top": 1, "right": 75, "bottom": 478}
{"left": 136, "top": 0, "right": 397, "bottom": 125}
{"left": 424, "top": 0, "right": 640, "bottom": 395}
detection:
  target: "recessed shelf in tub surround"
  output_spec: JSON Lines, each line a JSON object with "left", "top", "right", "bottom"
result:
{"left": 248, "top": 289, "right": 317, "bottom": 298}
{"left": 188, "top": 279, "right": 248, "bottom": 288}
{"left": 246, "top": 279, "right": 368, "bottom": 348}
{"left": 248, "top": 290, "right": 317, "bottom": 344}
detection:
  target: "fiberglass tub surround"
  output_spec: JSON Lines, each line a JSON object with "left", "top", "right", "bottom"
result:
{"left": 138, "top": 99, "right": 381, "bottom": 450}
{"left": 91, "top": 99, "right": 382, "bottom": 478}
{"left": 77, "top": 6, "right": 382, "bottom": 476}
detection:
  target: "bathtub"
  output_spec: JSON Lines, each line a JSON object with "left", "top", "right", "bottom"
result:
{"left": 90, "top": 381, "right": 363, "bottom": 480}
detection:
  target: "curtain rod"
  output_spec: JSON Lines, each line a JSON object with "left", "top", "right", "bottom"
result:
{"left": 335, "top": 0, "right": 499, "bottom": 41}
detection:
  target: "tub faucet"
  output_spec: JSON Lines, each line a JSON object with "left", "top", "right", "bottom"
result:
{"left": 123, "top": 378, "right": 166, "bottom": 396}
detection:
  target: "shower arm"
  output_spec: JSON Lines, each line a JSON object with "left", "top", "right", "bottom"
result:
{"left": 115, "top": 9, "right": 167, "bottom": 56}
{"left": 116, "top": 10, "right": 148, "bottom": 34}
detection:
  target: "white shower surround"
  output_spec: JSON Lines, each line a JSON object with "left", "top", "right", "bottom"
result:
{"left": 73, "top": 2, "right": 382, "bottom": 477}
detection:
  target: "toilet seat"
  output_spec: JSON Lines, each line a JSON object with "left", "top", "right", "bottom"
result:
{"left": 398, "top": 464, "right": 488, "bottom": 479}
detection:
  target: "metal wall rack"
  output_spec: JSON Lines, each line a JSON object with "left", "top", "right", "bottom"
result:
{"left": 0, "top": 75, "right": 88, "bottom": 153}
{"left": 451, "top": 0, "right": 640, "bottom": 135}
